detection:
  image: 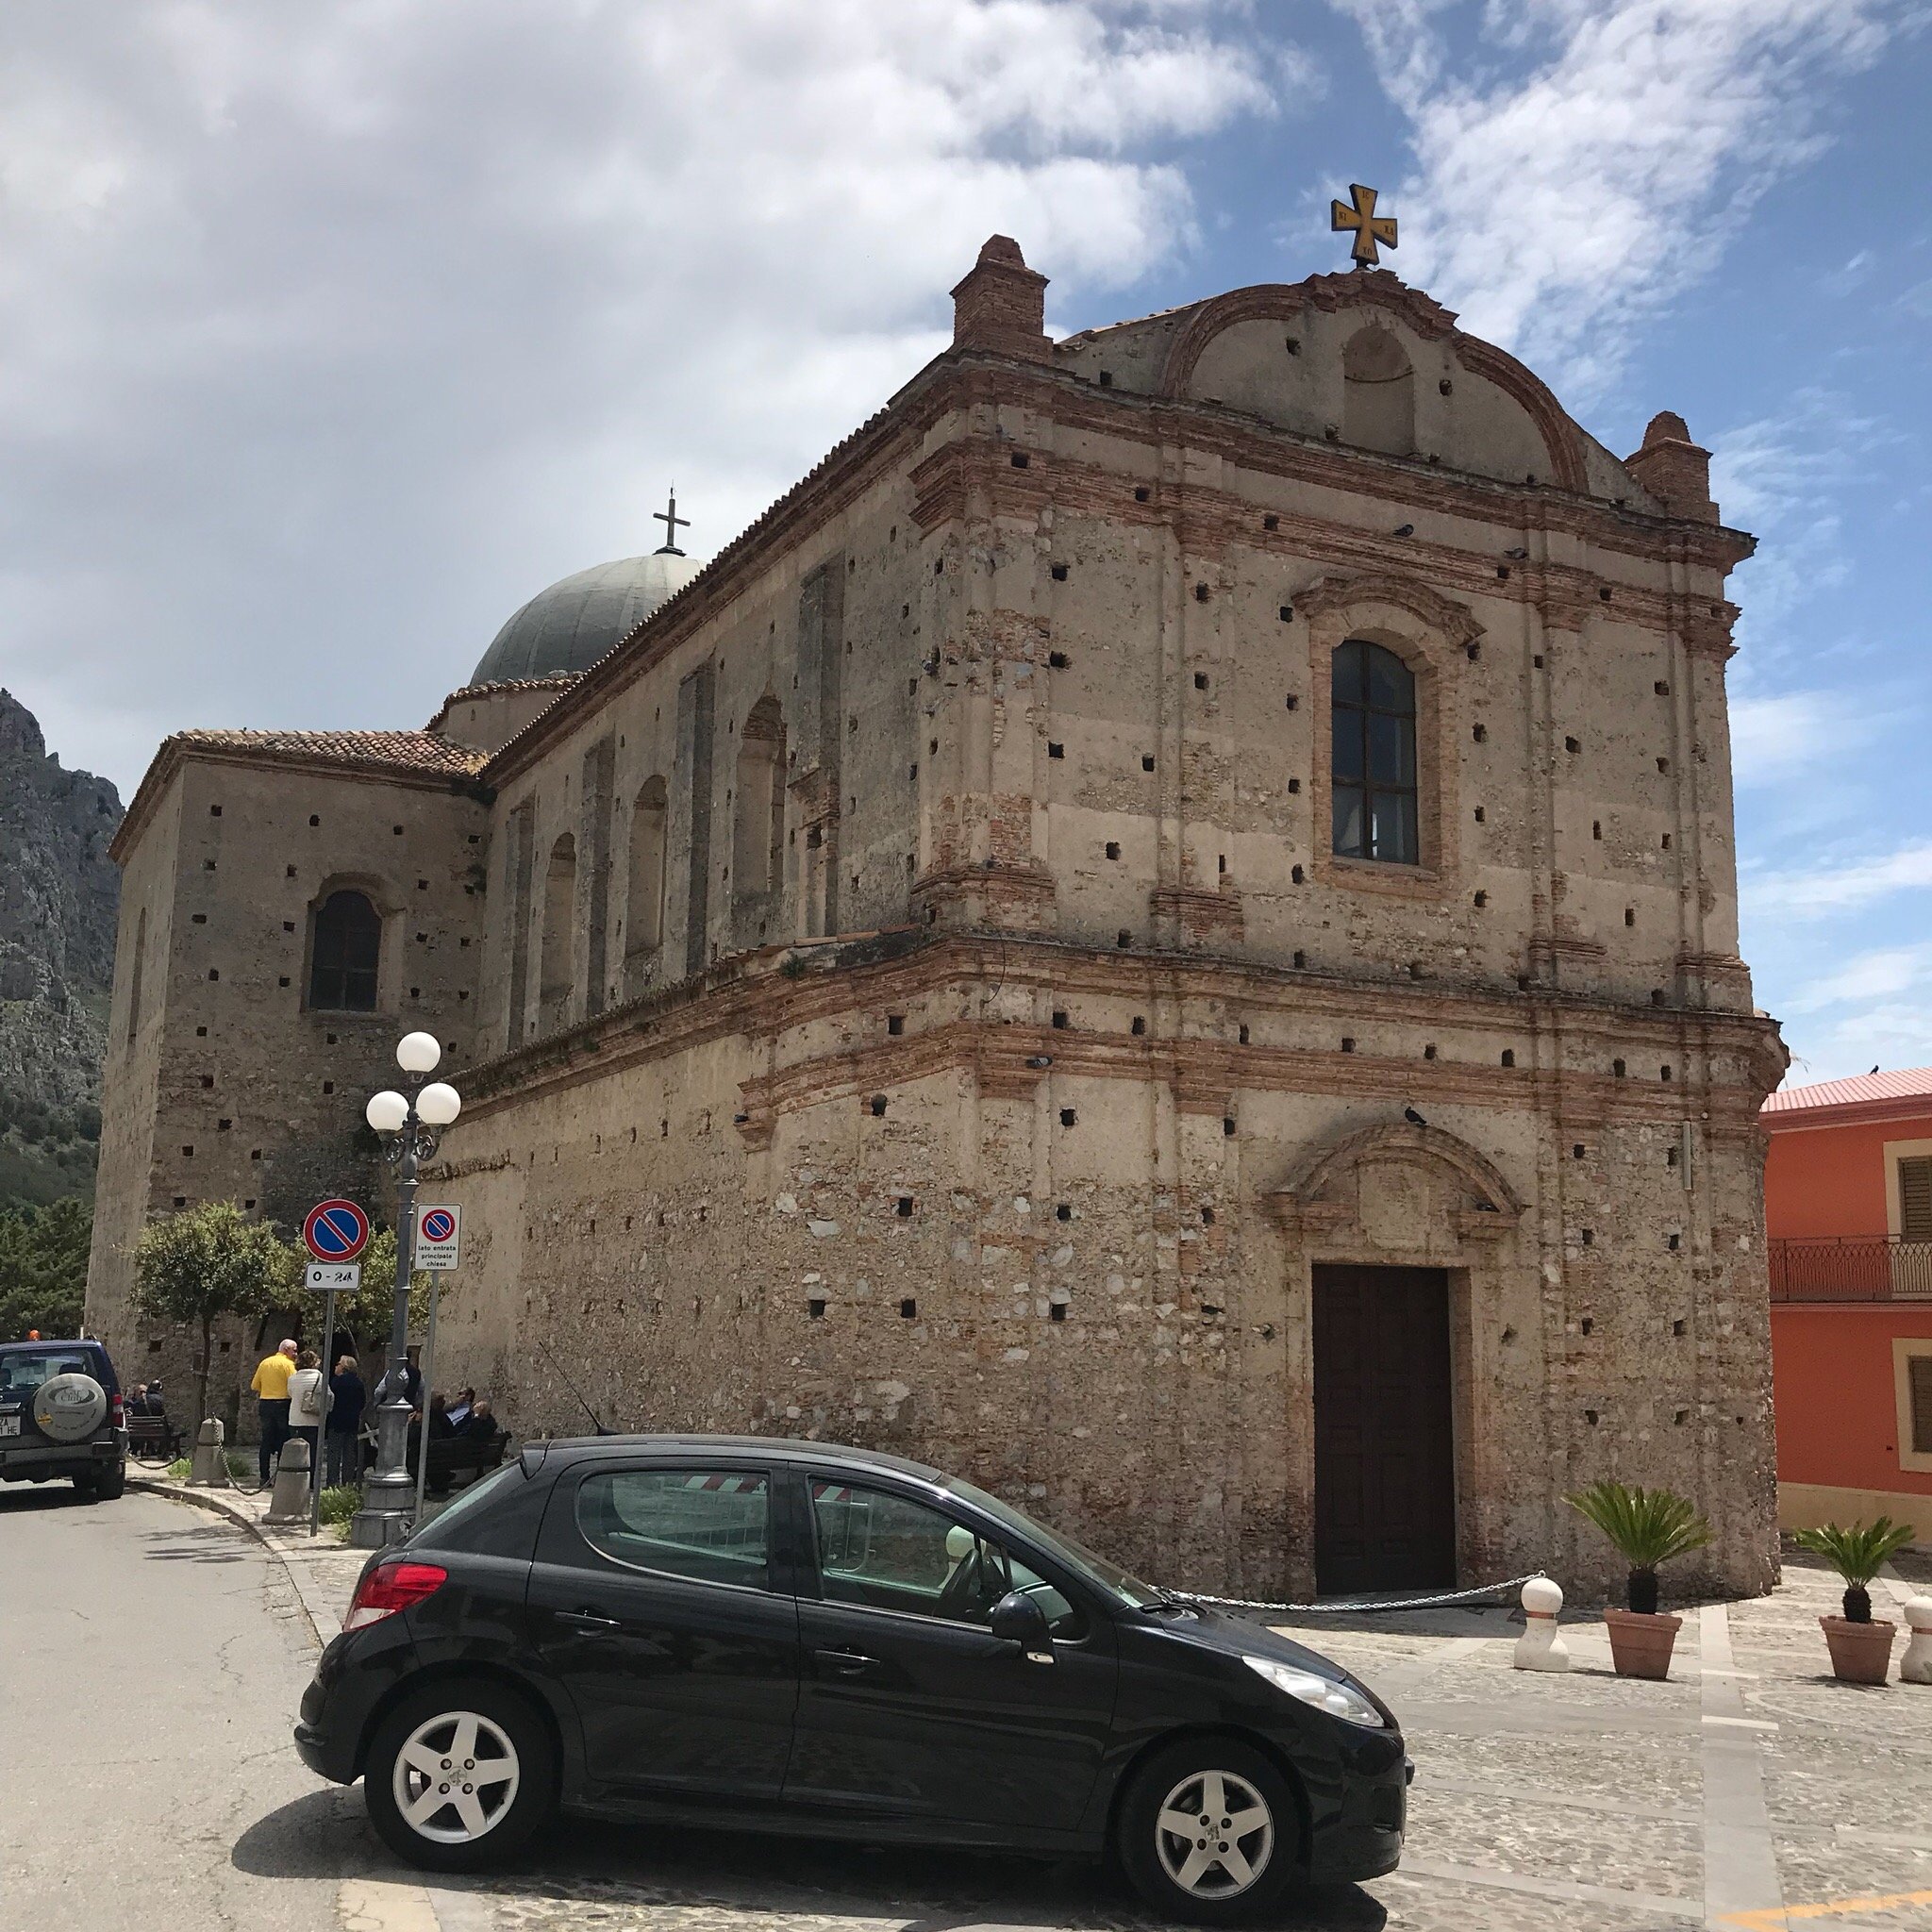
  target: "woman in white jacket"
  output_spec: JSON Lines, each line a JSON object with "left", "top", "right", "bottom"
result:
{"left": 285, "top": 1349, "right": 326, "bottom": 1472}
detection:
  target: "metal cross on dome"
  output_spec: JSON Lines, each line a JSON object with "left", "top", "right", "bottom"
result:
{"left": 1331, "top": 183, "right": 1398, "bottom": 269}
{"left": 653, "top": 488, "right": 690, "bottom": 557}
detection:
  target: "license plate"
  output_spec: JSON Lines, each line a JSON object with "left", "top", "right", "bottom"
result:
{"left": 0, "top": 1415, "right": 20, "bottom": 1436}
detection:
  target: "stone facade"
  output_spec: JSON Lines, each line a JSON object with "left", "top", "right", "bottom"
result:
{"left": 88, "top": 239, "right": 1786, "bottom": 1598}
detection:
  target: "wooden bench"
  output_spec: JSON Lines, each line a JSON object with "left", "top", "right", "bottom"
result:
{"left": 125, "top": 1414, "right": 185, "bottom": 1463}
{"left": 408, "top": 1427, "right": 510, "bottom": 1494}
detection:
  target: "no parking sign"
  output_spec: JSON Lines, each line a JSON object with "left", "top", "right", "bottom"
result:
{"left": 302, "top": 1198, "right": 370, "bottom": 1262}
{"left": 415, "top": 1205, "right": 461, "bottom": 1271}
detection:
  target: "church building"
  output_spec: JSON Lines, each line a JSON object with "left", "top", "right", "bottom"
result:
{"left": 86, "top": 224, "right": 1787, "bottom": 1600}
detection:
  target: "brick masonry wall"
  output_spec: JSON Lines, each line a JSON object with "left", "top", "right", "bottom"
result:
{"left": 86, "top": 757, "right": 487, "bottom": 1430}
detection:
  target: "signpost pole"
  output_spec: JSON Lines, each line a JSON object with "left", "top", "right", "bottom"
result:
{"left": 310, "top": 1285, "right": 337, "bottom": 1539}
{"left": 411, "top": 1275, "right": 441, "bottom": 1528}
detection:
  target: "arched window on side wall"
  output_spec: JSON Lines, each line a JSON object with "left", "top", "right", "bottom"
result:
{"left": 308, "top": 890, "right": 382, "bottom": 1011}
{"left": 1342, "top": 325, "right": 1415, "bottom": 457}
{"left": 1331, "top": 639, "right": 1418, "bottom": 865}
{"left": 625, "top": 775, "right": 668, "bottom": 969}
{"left": 539, "top": 832, "right": 576, "bottom": 1024}
{"left": 733, "top": 696, "right": 786, "bottom": 899}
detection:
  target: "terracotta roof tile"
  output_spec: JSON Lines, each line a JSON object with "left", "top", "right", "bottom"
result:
{"left": 168, "top": 727, "right": 488, "bottom": 778}
{"left": 1761, "top": 1066, "right": 1932, "bottom": 1117}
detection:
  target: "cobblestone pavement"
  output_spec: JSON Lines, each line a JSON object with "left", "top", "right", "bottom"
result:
{"left": 313, "top": 1546, "right": 1932, "bottom": 1932}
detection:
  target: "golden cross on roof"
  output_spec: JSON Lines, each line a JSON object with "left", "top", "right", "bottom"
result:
{"left": 1331, "top": 183, "right": 1397, "bottom": 269}
{"left": 653, "top": 487, "right": 690, "bottom": 557}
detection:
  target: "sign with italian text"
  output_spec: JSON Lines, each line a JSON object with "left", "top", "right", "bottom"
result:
{"left": 305, "top": 1263, "right": 360, "bottom": 1292}
{"left": 415, "top": 1205, "right": 461, "bottom": 1271}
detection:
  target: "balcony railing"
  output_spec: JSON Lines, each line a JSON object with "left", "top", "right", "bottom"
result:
{"left": 1769, "top": 1236, "right": 1932, "bottom": 1303}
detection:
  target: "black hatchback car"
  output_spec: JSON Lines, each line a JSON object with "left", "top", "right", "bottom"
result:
{"left": 296, "top": 1436, "right": 1407, "bottom": 1922}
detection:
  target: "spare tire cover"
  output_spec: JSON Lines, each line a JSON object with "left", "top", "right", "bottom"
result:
{"left": 33, "top": 1373, "right": 108, "bottom": 1443}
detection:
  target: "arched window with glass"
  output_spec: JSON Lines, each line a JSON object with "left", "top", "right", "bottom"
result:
{"left": 308, "top": 890, "right": 383, "bottom": 1011}
{"left": 1331, "top": 639, "right": 1418, "bottom": 865}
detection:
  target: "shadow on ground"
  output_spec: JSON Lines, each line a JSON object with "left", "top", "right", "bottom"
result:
{"left": 234, "top": 1790, "right": 1387, "bottom": 1929}
{"left": 0, "top": 1482, "right": 95, "bottom": 1514}
{"left": 142, "top": 1519, "right": 249, "bottom": 1563}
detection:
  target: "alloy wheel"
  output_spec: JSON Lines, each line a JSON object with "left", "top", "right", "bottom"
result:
{"left": 1154, "top": 1768, "right": 1274, "bottom": 1899}
{"left": 390, "top": 1709, "right": 521, "bottom": 1845}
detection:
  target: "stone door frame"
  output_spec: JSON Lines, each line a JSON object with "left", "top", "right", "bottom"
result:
{"left": 1265, "top": 1120, "right": 1524, "bottom": 1602}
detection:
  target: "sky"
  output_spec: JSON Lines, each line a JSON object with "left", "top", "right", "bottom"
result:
{"left": 0, "top": 0, "right": 1924, "bottom": 1084}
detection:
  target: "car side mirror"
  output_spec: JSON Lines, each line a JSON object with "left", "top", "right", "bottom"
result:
{"left": 990, "top": 1588, "right": 1055, "bottom": 1664}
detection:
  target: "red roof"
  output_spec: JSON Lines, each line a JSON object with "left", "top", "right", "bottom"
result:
{"left": 1761, "top": 1066, "right": 1932, "bottom": 1124}
{"left": 166, "top": 728, "right": 488, "bottom": 778}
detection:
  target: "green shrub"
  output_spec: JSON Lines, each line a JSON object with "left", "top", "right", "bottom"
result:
{"left": 1790, "top": 1518, "right": 1916, "bottom": 1624}
{"left": 318, "top": 1484, "right": 360, "bottom": 1536}
{"left": 164, "top": 1457, "right": 192, "bottom": 1480}
{"left": 1566, "top": 1480, "right": 1712, "bottom": 1614}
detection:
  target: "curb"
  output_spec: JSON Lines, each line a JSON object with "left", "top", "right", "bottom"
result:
{"left": 127, "top": 1474, "right": 361, "bottom": 1647}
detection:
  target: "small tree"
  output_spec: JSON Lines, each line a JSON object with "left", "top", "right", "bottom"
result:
{"left": 1791, "top": 1518, "right": 1917, "bottom": 1624}
{"left": 132, "top": 1203, "right": 300, "bottom": 1424}
{"left": 1566, "top": 1480, "right": 1713, "bottom": 1615}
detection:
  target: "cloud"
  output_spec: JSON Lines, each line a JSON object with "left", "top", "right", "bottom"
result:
{"left": 0, "top": 1, "right": 1295, "bottom": 792}
{"left": 1728, "top": 689, "right": 1873, "bottom": 787}
{"left": 1780, "top": 944, "right": 1932, "bottom": 1014}
{"left": 1746, "top": 841, "right": 1932, "bottom": 917}
{"left": 1335, "top": 0, "right": 1908, "bottom": 395}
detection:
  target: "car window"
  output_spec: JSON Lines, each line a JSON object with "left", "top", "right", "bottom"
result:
{"left": 575, "top": 1468, "right": 771, "bottom": 1590}
{"left": 0, "top": 1351, "right": 94, "bottom": 1395}
{"left": 810, "top": 1481, "right": 1086, "bottom": 1639}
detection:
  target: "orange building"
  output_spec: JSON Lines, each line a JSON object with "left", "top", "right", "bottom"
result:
{"left": 1763, "top": 1069, "right": 1932, "bottom": 1542}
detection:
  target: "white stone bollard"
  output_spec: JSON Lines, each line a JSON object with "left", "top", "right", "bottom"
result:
{"left": 1514, "top": 1574, "right": 1571, "bottom": 1672}
{"left": 189, "top": 1417, "right": 225, "bottom": 1486}
{"left": 1901, "top": 1598, "right": 1932, "bottom": 1686}
{"left": 265, "top": 1434, "right": 311, "bottom": 1524}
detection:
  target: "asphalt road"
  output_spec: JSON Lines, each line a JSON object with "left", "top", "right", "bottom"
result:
{"left": 0, "top": 1483, "right": 370, "bottom": 1930}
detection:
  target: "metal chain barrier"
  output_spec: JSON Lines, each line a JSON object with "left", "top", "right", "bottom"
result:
{"left": 1173, "top": 1572, "right": 1543, "bottom": 1616}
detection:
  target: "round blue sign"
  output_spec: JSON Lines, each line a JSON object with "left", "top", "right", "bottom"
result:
{"left": 420, "top": 1209, "right": 456, "bottom": 1243}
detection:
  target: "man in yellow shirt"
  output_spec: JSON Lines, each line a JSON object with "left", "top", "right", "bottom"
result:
{"left": 251, "top": 1339, "right": 298, "bottom": 1489}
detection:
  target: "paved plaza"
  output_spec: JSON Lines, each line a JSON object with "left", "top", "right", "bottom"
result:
{"left": 9, "top": 1479, "right": 1932, "bottom": 1932}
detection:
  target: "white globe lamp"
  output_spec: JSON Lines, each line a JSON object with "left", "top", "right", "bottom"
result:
{"left": 396, "top": 1031, "right": 441, "bottom": 1074}
{"left": 364, "top": 1090, "right": 409, "bottom": 1135}
{"left": 416, "top": 1082, "right": 461, "bottom": 1127}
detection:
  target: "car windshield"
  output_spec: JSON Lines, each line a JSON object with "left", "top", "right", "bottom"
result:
{"left": 0, "top": 1350, "right": 94, "bottom": 1395}
{"left": 940, "top": 1474, "right": 1169, "bottom": 1607}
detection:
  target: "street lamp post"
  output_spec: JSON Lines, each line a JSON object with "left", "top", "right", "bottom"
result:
{"left": 350, "top": 1031, "right": 461, "bottom": 1550}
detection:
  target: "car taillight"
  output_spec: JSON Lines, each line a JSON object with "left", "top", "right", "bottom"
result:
{"left": 109, "top": 1392, "right": 125, "bottom": 1427}
{"left": 344, "top": 1559, "right": 448, "bottom": 1631}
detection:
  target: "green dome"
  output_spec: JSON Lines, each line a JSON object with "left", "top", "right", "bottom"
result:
{"left": 471, "top": 551, "right": 701, "bottom": 685}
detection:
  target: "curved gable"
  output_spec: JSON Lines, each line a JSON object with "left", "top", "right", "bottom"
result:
{"left": 1153, "top": 272, "right": 1593, "bottom": 497}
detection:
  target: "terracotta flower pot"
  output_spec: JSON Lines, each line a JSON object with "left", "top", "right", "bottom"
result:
{"left": 1820, "top": 1616, "right": 1895, "bottom": 1685}
{"left": 1604, "top": 1607, "right": 1682, "bottom": 1679}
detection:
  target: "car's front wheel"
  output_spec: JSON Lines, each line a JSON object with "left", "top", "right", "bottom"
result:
{"left": 364, "top": 1681, "right": 554, "bottom": 1872}
{"left": 1118, "top": 1737, "right": 1300, "bottom": 1924}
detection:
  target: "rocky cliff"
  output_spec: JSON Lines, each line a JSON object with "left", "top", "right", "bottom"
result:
{"left": 0, "top": 689, "right": 121, "bottom": 1205}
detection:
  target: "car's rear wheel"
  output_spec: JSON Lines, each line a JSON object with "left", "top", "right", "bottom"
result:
{"left": 91, "top": 1462, "right": 125, "bottom": 1501}
{"left": 1118, "top": 1738, "right": 1300, "bottom": 1924}
{"left": 364, "top": 1681, "right": 554, "bottom": 1872}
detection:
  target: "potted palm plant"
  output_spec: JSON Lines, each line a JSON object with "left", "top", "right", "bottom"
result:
{"left": 1790, "top": 1518, "right": 1915, "bottom": 1685}
{"left": 1566, "top": 1480, "right": 1712, "bottom": 1679}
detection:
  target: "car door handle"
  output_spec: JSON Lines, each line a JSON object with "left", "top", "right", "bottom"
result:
{"left": 557, "top": 1608, "right": 621, "bottom": 1631}
{"left": 814, "top": 1647, "right": 877, "bottom": 1676}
